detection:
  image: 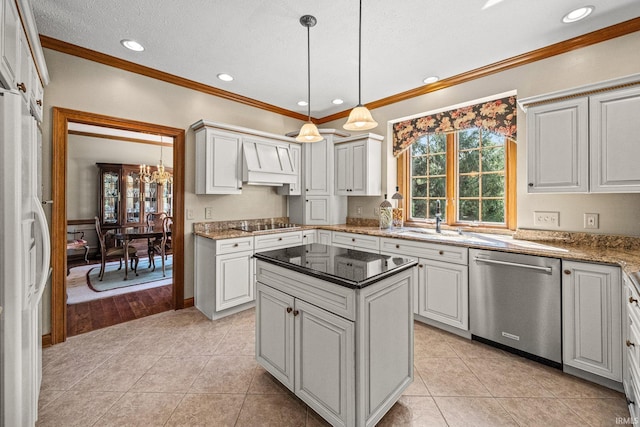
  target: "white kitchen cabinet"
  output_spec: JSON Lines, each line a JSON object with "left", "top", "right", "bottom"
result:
{"left": 562, "top": 260, "right": 622, "bottom": 381}
{"left": 18, "top": 30, "right": 30, "bottom": 103}
{"left": 417, "top": 258, "right": 468, "bottom": 330}
{"left": 277, "top": 144, "right": 301, "bottom": 196}
{"left": 316, "top": 229, "right": 332, "bottom": 245}
{"left": 0, "top": 0, "right": 20, "bottom": 90}
{"left": 624, "top": 273, "right": 640, "bottom": 419}
{"left": 194, "top": 127, "right": 242, "bottom": 194}
{"left": 302, "top": 229, "right": 316, "bottom": 244}
{"left": 254, "top": 230, "right": 303, "bottom": 251}
{"left": 194, "top": 235, "right": 255, "bottom": 319}
{"left": 590, "top": 86, "right": 640, "bottom": 193}
{"left": 332, "top": 231, "right": 380, "bottom": 252}
{"left": 526, "top": 98, "right": 589, "bottom": 193}
{"left": 303, "top": 135, "right": 332, "bottom": 195}
{"left": 334, "top": 133, "right": 382, "bottom": 196}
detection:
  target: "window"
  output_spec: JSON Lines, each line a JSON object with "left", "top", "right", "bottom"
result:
{"left": 400, "top": 127, "right": 515, "bottom": 229}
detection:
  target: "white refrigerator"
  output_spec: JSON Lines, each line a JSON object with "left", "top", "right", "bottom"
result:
{"left": 0, "top": 88, "right": 51, "bottom": 426}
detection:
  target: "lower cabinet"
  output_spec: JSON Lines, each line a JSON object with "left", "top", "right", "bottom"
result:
{"left": 417, "top": 258, "right": 469, "bottom": 330}
{"left": 316, "top": 229, "right": 332, "bottom": 245}
{"left": 215, "top": 250, "right": 254, "bottom": 311}
{"left": 562, "top": 260, "right": 622, "bottom": 381}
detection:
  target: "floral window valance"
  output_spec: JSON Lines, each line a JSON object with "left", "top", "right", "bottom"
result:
{"left": 392, "top": 95, "right": 518, "bottom": 157}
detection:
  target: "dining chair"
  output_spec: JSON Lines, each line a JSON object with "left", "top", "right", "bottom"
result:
{"left": 94, "top": 217, "right": 139, "bottom": 281}
{"left": 149, "top": 215, "right": 173, "bottom": 276}
{"left": 146, "top": 211, "right": 167, "bottom": 268}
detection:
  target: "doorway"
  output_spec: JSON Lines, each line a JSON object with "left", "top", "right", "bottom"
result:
{"left": 51, "top": 108, "right": 185, "bottom": 344}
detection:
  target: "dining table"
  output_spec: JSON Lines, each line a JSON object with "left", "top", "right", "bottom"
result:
{"left": 110, "top": 225, "right": 170, "bottom": 280}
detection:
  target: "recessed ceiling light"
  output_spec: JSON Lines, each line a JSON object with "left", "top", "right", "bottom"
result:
{"left": 297, "top": 100, "right": 308, "bottom": 106}
{"left": 562, "top": 6, "right": 594, "bottom": 23}
{"left": 332, "top": 99, "right": 344, "bottom": 105}
{"left": 120, "top": 39, "right": 144, "bottom": 52}
{"left": 423, "top": 76, "right": 439, "bottom": 84}
{"left": 217, "top": 73, "right": 234, "bottom": 82}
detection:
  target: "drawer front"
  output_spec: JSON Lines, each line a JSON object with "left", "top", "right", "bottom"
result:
{"left": 332, "top": 231, "right": 380, "bottom": 252}
{"left": 380, "top": 237, "right": 468, "bottom": 265}
{"left": 255, "top": 231, "right": 303, "bottom": 251}
{"left": 215, "top": 236, "right": 254, "bottom": 254}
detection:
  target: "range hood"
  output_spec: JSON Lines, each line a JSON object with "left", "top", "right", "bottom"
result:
{"left": 242, "top": 140, "right": 297, "bottom": 186}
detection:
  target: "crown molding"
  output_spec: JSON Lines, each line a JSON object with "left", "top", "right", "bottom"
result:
{"left": 41, "top": 16, "right": 640, "bottom": 124}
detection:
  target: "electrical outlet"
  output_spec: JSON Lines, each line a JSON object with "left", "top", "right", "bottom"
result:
{"left": 584, "top": 213, "right": 599, "bottom": 229}
{"left": 533, "top": 211, "right": 560, "bottom": 227}
{"left": 186, "top": 209, "right": 194, "bottom": 220}
{"left": 205, "top": 207, "right": 213, "bottom": 220}
{"left": 356, "top": 206, "right": 362, "bottom": 215}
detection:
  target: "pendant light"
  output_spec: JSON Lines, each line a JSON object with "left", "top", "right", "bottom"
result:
{"left": 296, "top": 15, "right": 323, "bottom": 143}
{"left": 344, "top": 0, "right": 378, "bottom": 131}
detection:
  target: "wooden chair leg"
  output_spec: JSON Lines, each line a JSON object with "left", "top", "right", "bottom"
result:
{"left": 134, "top": 256, "right": 139, "bottom": 276}
{"left": 161, "top": 250, "right": 166, "bottom": 277}
{"left": 99, "top": 254, "right": 106, "bottom": 281}
{"left": 117, "top": 258, "right": 123, "bottom": 271}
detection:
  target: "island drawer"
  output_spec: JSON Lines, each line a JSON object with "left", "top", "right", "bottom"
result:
{"left": 255, "top": 231, "right": 303, "bottom": 251}
{"left": 380, "top": 237, "right": 468, "bottom": 265}
{"left": 215, "top": 236, "right": 254, "bottom": 254}
{"left": 332, "top": 231, "right": 380, "bottom": 252}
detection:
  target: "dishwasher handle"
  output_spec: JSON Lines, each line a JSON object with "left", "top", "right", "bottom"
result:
{"left": 473, "top": 257, "right": 553, "bottom": 274}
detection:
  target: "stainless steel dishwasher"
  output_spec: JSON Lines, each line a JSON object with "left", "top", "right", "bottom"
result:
{"left": 469, "top": 249, "right": 562, "bottom": 367}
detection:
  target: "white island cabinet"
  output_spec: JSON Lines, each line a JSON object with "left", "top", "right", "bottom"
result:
{"left": 255, "top": 244, "right": 416, "bottom": 427}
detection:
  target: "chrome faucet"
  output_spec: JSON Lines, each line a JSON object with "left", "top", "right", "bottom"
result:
{"left": 435, "top": 200, "right": 442, "bottom": 233}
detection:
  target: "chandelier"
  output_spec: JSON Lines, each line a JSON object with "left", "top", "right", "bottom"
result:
{"left": 140, "top": 144, "right": 173, "bottom": 185}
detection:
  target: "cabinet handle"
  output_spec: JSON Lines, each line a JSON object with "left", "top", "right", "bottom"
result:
{"left": 286, "top": 307, "right": 292, "bottom": 314}
{"left": 293, "top": 310, "right": 299, "bottom": 316}
{"left": 395, "top": 244, "right": 400, "bottom": 249}
{"left": 630, "top": 296, "right": 638, "bottom": 304}
{"left": 627, "top": 397, "right": 635, "bottom": 406}
{"left": 17, "top": 82, "right": 26, "bottom": 92}
{"left": 352, "top": 238, "right": 356, "bottom": 242}
{"left": 564, "top": 270, "right": 571, "bottom": 275}
{"left": 306, "top": 200, "right": 309, "bottom": 202}
{"left": 528, "top": 183, "right": 534, "bottom": 187}
{"left": 306, "top": 189, "right": 309, "bottom": 191}
{"left": 36, "top": 99, "right": 42, "bottom": 106}
{"left": 627, "top": 339, "right": 635, "bottom": 348}
{"left": 438, "top": 250, "right": 444, "bottom": 255}
{"left": 233, "top": 243, "right": 239, "bottom": 247}
{"left": 418, "top": 264, "right": 423, "bottom": 268}
{"left": 278, "top": 237, "right": 282, "bottom": 241}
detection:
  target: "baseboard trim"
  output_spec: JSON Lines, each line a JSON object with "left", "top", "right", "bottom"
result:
{"left": 183, "top": 297, "right": 194, "bottom": 308}
{"left": 42, "top": 333, "right": 52, "bottom": 348}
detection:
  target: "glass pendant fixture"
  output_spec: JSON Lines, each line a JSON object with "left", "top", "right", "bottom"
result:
{"left": 344, "top": 0, "right": 378, "bottom": 131}
{"left": 296, "top": 15, "right": 323, "bottom": 143}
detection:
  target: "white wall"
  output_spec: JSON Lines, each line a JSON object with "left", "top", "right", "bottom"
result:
{"left": 323, "top": 32, "right": 640, "bottom": 237}
{"left": 41, "top": 48, "right": 302, "bottom": 333}
{"left": 67, "top": 134, "right": 174, "bottom": 220}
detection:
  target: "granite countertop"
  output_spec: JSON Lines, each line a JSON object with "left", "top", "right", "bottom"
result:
{"left": 253, "top": 243, "right": 417, "bottom": 289}
{"left": 193, "top": 220, "right": 640, "bottom": 288}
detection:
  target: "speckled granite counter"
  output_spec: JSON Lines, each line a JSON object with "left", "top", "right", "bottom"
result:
{"left": 193, "top": 219, "right": 640, "bottom": 288}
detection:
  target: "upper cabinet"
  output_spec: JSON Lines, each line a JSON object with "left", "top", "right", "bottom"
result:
{"left": 1, "top": 0, "right": 20, "bottom": 90}
{"left": 334, "top": 133, "right": 382, "bottom": 196}
{"left": 191, "top": 120, "right": 299, "bottom": 195}
{"left": 521, "top": 74, "right": 640, "bottom": 194}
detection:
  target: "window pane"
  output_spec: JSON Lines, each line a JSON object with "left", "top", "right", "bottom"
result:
{"left": 459, "top": 175, "right": 479, "bottom": 197}
{"left": 459, "top": 150, "right": 479, "bottom": 174}
{"left": 459, "top": 199, "right": 479, "bottom": 222}
{"left": 428, "top": 199, "right": 443, "bottom": 218}
{"left": 482, "top": 130, "right": 505, "bottom": 147}
{"left": 412, "top": 199, "right": 427, "bottom": 218}
{"left": 429, "top": 134, "right": 446, "bottom": 153}
{"left": 429, "top": 177, "right": 446, "bottom": 198}
{"left": 412, "top": 178, "right": 427, "bottom": 197}
{"left": 481, "top": 147, "right": 505, "bottom": 172}
{"left": 482, "top": 174, "right": 505, "bottom": 197}
{"left": 458, "top": 128, "right": 480, "bottom": 150}
{"left": 412, "top": 137, "right": 428, "bottom": 156}
{"left": 482, "top": 199, "right": 505, "bottom": 223}
{"left": 412, "top": 156, "right": 427, "bottom": 176}
{"left": 429, "top": 154, "right": 446, "bottom": 175}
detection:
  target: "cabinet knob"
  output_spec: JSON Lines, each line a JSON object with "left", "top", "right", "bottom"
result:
{"left": 352, "top": 238, "right": 356, "bottom": 242}
{"left": 293, "top": 310, "right": 300, "bottom": 316}
{"left": 36, "top": 99, "right": 42, "bottom": 106}
{"left": 418, "top": 264, "right": 423, "bottom": 268}
{"left": 306, "top": 189, "right": 309, "bottom": 191}
{"left": 438, "top": 250, "right": 444, "bottom": 255}
{"left": 630, "top": 296, "right": 638, "bottom": 304}
{"left": 278, "top": 237, "right": 283, "bottom": 241}
{"left": 564, "top": 270, "right": 571, "bottom": 275}
{"left": 17, "top": 82, "right": 26, "bottom": 93}
{"left": 286, "top": 307, "right": 293, "bottom": 314}
{"left": 627, "top": 339, "right": 635, "bottom": 348}
{"left": 528, "top": 183, "right": 534, "bottom": 187}
{"left": 395, "top": 244, "right": 400, "bottom": 249}
{"left": 233, "top": 243, "right": 239, "bottom": 247}
{"left": 306, "top": 200, "right": 309, "bottom": 202}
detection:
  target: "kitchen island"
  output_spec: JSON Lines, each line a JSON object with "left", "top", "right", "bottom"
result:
{"left": 254, "top": 243, "right": 417, "bottom": 427}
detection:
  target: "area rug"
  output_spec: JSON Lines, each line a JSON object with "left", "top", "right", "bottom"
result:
{"left": 87, "top": 256, "right": 173, "bottom": 292}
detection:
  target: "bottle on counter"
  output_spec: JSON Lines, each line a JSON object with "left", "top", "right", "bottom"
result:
{"left": 391, "top": 186, "right": 404, "bottom": 229}
{"left": 379, "top": 194, "right": 393, "bottom": 230}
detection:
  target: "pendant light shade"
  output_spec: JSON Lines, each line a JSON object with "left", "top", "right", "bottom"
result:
{"left": 344, "top": 0, "right": 378, "bottom": 131}
{"left": 296, "top": 15, "right": 323, "bottom": 143}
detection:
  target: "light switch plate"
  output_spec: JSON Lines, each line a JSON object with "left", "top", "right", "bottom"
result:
{"left": 205, "top": 207, "right": 213, "bottom": 219}
{"left": 584, "top": 213, "right": 599, "bottom": 229}
{"left": 186, "top": 209, "right": 194, "bottom": 220}
{"left": 533, "top": 211, "right": 560, "bottom": 227}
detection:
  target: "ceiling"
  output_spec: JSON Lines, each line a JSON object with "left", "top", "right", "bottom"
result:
{"left": 32, "top": 0, "right": 640, "bottom": 119}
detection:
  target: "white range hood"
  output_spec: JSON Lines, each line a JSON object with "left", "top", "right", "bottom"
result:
{"left": 242, "top": 139, "right": 297, "bottom": 186}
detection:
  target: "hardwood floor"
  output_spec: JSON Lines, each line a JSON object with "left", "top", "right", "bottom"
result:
{"left": 66, "top": 284, "right": 173, "bottom": 337}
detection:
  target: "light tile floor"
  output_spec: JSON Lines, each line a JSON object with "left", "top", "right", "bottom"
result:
{"left": 38, "top": 307, "right": 629, "bottom": 426}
